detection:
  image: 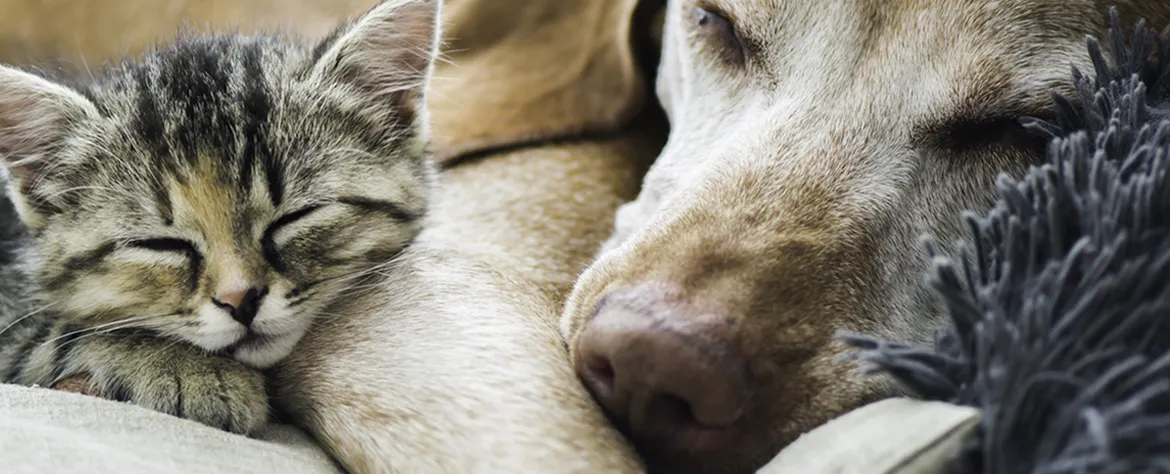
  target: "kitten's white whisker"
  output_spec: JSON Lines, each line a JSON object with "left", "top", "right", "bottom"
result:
{"left": 301, "top": 261, "right": 405, "bottom": 297}
{"left": 0, "top": 302, "right": 58, "bottom": 339}
{"left": 42, "top": 185, "right": 140, "bottom": 203}
{"left": 53, "top": 319, "right": 169, "bottom": 349}
{"left": 152, "top": 337, "right": 191, "bottom": 355}
{"left": 41, "top": 314, "right": 166, "bottom": 346}
{"left": 284, "top": 263, "right": 400, "bottom": 306}
{"left": 78, "top": 45, "right": 97, "bottom": 84}
{"left": 430, "top": 48, "right": 462, "bottom": 67}
{"left": 329, "top": 281, "right": 389, "bottom": 295}
{"left": 319, "top": 263, "right": 398, "bottom": 286}
{"left": 50, "top": 315, "right": 153, "bottom": 337}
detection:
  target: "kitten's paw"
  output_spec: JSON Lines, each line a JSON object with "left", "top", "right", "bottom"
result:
{"left": 76, "top": 334, "right": 269, "bottom": 435}
{"left": 146, "top": 357, "right": 269, "bottom": 435}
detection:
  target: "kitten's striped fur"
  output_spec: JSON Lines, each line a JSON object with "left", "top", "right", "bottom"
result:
{"left": 0, "top": 0, "right": 440, "bottom": 434}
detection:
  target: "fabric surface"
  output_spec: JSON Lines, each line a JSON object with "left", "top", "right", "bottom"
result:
{"left": 755, "top": 398, "right": 980, "bottom": 474}
{"left": 0, "top": 383, "right": 342, "bottom": 474}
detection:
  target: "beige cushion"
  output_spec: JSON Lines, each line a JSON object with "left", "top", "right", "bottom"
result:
{"left": 1, "top": 384, "right": 978, "bottom": 474}
{"left": 756, "top": 398, "right": 980, "bottom": 474}
{"left": 0, "top": 383, "right": 341, "bottom": 474}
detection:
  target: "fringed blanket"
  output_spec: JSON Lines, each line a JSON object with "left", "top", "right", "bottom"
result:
{"left": 845, "top": 10, "right": 1170, "bottom": 474}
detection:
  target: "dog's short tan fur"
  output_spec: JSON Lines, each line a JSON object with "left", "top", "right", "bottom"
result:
{"left": 2, "top": 0, "right": 667, "bottom": 472}
{"left": 561, "top": 1, "right": 1170, "bottom": 473}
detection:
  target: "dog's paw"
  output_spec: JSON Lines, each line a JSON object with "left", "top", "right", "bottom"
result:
{"left": 75, "top": 332, "right": 269, "bottom": 435}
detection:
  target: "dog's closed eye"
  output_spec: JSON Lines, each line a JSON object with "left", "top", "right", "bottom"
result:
{"left": 917, "top": 110, "right": 1054, "bottom": 158}
{"left": 689, "top": 3, "right": 745, "bottom": 65}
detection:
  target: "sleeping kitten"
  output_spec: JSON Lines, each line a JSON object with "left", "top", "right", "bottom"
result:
{"left": 0, "top": 0, "right": 440, "bottom": 434}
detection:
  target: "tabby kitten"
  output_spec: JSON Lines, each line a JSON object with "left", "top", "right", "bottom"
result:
{"left": 0, "top": 0, "right": 440, "bottom": 435}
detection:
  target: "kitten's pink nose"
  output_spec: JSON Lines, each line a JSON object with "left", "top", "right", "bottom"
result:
{"left": 215, "top": 289, "right": 250, "bottom": 309}
{"left": 212, "top": 287, "right": 268, "bottom": 327}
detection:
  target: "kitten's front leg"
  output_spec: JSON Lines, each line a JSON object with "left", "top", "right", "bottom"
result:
{"left": 17, "top": 329, "right": 269, "bottom": 435}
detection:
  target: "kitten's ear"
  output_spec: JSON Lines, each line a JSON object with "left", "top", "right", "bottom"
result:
{"left": 0, "top": 65, "right": 99, "bottom": 228}
{"left": 308, "top": 0, "right": 441, "bottom": 121}
{"left": 0, "top": 65, "right": 98, "bottom": 184}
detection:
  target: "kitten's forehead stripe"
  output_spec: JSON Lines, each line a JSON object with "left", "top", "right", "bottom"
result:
{"left": 115, "top": 37, "right": 289, "bottom": 210}
{"left": 238, "top": 45, "right": 272, "bottom": 200}
{"left": 155, "top": 185, "right": 174, "bottom": 226}
{"left": 131, "top": 67, "right": 167, "bottom": 158}
{"left": 263, "top": 151, "right": 284, "bottom": 207}
{"left": 163, "top": 39, "right": 238, "bottom": 166}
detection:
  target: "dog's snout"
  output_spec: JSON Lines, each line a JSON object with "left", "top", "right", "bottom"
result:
{"left": 574, "top": 288, "right": 750, "bottom": 457}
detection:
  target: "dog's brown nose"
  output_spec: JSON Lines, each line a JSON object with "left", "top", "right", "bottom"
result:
{"left": 574, "top": 293, "right": 750, "bottom": 457}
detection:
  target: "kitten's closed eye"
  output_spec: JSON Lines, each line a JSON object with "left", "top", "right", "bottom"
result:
{"left": 262, "top": 205, "right": 325, "bottom": 273}
{"left": 336, "top": 197, "right": 418, "bottom": 222}
{"left": 261, "top": 198, "right": 417, "bottom": 273}
{"left": 124, "top": 238, "right": 203, "bottom": 290}
{"left": 126, "top": 238, "right": 199, "bottom": 254}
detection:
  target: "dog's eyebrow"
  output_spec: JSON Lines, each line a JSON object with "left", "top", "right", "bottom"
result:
{"left": 912, "top": 91, "right": 1058, "bottom": 151}
{"left": 912, "top": 62, "right": 1067, "bottom": 149}
{"left": 947, "top": 95, "right": 1053, "bottom": 127}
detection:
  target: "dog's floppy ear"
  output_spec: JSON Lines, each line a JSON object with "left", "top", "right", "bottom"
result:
{"left": 426, "top": 0, "right": 648, "bottom": 165}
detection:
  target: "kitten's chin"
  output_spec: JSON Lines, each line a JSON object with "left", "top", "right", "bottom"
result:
{"left": 231, "top": 327, "right": 308, "bottom": 369}
{"left": 190, "top": 299, "right": 312, "bottom": 368}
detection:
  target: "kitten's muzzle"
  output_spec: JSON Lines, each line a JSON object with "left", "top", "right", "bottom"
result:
{"left": 212, "top": 286, "right": 269, "bottom": 327}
